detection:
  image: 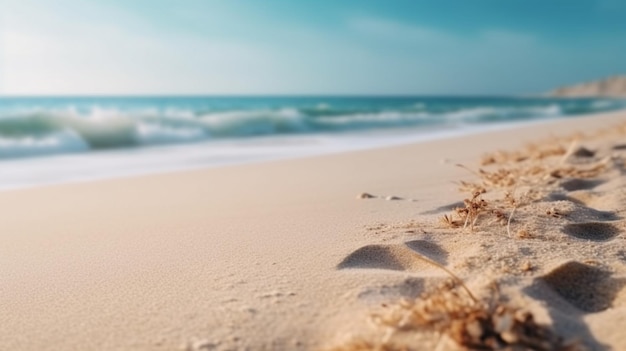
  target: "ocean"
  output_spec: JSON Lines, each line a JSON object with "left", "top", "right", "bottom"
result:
{"left": 0, "top": 96, "right": 624, "bottom": 189}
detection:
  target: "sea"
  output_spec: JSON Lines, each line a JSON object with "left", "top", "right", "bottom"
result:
{"left": 0, "top": 96, "right": 624, "bottom": 190}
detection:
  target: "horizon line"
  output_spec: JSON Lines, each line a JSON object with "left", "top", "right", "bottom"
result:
{"left": 0, "top": 93, "right": 545, "bottom": 99}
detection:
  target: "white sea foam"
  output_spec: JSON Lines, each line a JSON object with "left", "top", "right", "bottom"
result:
{"left": 445, "top": 107, "right": 497, "bottom": 120}
{"left": 531, "top": 104, "right": 562, "bottom": 116}
{"left": 0, "top": 130, "right": 89, "bottom": 158}
{"left": 0, "top": 97, "right": 620, "bottom": 162}
{"left": 136, "top": 122, "right": 207, "bottom": 144}
{"left": 199, "top": 108, "right": 310, "bottom": 136}
{"left": 315, "top": 111, "right": 429, "bottom": 126}
{"left": 444, "top": 104, "right": 562, "bottom": 121}
{"left": 0, "top": 119, "right": 554, "bottom": 191}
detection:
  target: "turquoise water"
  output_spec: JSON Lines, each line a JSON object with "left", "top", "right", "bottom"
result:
{"left": 1, "top": 96, "right": 624, "bottom": 159}
{"left": 0, "top": 96, "right": 624, "bottom": 190}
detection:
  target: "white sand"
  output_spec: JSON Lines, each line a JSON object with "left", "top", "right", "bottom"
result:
{"left": 1, "top": 111, "right": 625, "bottom": 350}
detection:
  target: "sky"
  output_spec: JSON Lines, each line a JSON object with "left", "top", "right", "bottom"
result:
{"left": 1, "top": 0, "right": 626, "bottom": 96}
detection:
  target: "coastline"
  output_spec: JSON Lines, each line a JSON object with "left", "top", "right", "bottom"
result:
{"left": 1, "top": 110, "right": 626, "bottom": 350}
{"left": 1, "top": 108, "right": 625, "bottom": 192}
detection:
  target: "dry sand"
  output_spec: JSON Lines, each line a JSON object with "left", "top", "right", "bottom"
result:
{"left": 1, "top": 111, "right": 626, "bottom": 350}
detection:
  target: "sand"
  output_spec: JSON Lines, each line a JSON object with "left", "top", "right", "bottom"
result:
{"left": 1, "top": 111, "right": 626, "bottom": 350}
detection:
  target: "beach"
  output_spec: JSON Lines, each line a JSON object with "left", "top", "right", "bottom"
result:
{"left": 1, "top": 110, "right": 626, "bottom": 350}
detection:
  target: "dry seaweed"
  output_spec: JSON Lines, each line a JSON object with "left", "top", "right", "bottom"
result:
{"left": 328, "top": 282, "right": 582, "bottom": 351}
{"left": 447, "top": 134, "right": 618, "bottom": 234}
{"left": 440, "top": 214, "right": 464, "bottom": 229}
{"left": 545, "top": 207, "right": 564, "bottom": 219}
{"left": 330, "top": 124, "right": 626, "bottom": 351}
{"left": 440, "top": 192, "right": 508, "bottom": 232}
{"left": 480, "top": 140, "right": 567, "bottom": 166}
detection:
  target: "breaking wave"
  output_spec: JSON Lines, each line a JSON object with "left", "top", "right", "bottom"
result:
{"left": 0, "top": 96, "right": 623, "bottom": 159}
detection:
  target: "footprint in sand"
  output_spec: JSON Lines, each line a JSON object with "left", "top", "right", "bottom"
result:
{"left": 562, "top": 222, "right": 621, "bottom": 241}
{"left": 612, "top": 144, "right": 626, "bottom": 151}
{"left": 337, "top": 240, "right": 448, "bottom": 272}
{"left": 535, "top": 261, "right": 626, "bottom": 313}
{"left": 544, "top": 178, "right": 623, "bottom": 240}
{"left": 546, "top": 194, "right": 622, "bottom": 223}
{"left": 560, "top": 178, "right": 606, "bottom": 192}
{"left": 566, "top": 205, "right": 622, "bottom": 222}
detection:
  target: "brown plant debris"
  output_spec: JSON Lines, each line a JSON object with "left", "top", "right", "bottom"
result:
{"left": 328, "top": 283, "right": 581, "bottom": 351}
{"left": 461, "top": 192, "right": 489, "bottom": 230}
{"left": 480, "top": 142, "right": 567, "bottom": 166}
{"left": 490, "top": 209, "right": 508, "bottom": 226}
{"left": 548, "top": 157, "right": 609, "bottom": 179}
{"left": 440, "top": 214, "right": 463, "bottom": 229}
{"left": 440, "top": 192, "right": 497, "bottom": 232}
{"left": 461, "top": 153, "right": 611, "bottom": 194}
{"left": 458, "top": 180, "right": 487, "bottom": 195}
{"left": 516, "top": 229, "right": 533, "bottom": 239}
{"left": 546, "top": 207, "right": 564, "bottom": 219}
{"left": 445, "top": 132, "right": 622, "bottom": 233}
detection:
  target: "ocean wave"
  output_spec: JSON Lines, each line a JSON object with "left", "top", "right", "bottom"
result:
{"left": 589, "top": 99, "right": 626, "bottom": 110}
{"left": 0, "top": 130, "right": 89, "bottom": 158}
{"left": 136, "top": 122, "right": 207, "bottom": 145}
{"left": 199, "top": 108, "right": 311, "bottom": 136}
{"left": 0, "top": 97, "right": 620, "bottom": 159}
{"left": 444, "top": 104, "right": 562, "bottom": 121}
{"left": 314, "top": 111, "right": 431, "bottom": 129}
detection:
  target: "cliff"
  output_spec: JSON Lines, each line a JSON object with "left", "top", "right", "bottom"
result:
{"left": 550, "top": 76, "right": 626, "bottom": 98}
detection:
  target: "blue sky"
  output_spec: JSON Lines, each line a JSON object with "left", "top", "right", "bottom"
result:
{"left": 1, "top": 0, "right": 626, "bottom": 95}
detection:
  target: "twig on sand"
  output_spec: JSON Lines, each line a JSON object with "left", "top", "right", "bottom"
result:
{"left": 411, "top": 251, "right": 477, "bottom": 303}
{"left": 507, "top": 205, "right": 518, "bottom": 238}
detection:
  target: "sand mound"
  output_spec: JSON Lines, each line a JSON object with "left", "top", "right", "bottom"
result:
{"left": 338, "top": 240, "right": 448, "bottom": 272}
{"left": 327, "top": 122, "right": 626, "bottom": 351}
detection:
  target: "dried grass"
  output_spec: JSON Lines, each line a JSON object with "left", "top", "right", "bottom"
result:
{"left": 448, "top": 133, "right": 618, "bottom": 233}
{"left": 480, "top": 138, "right": 570, "bottom": 166}
{"left": 440, "top": 192, "right": 509, "bottom": 232}
{"left": 440, "top": 214, "right": 463, "bottom": 229}
{"left": 545, "top": 207, "right": 564, "bottom": 219}
{"left": 328, "top": 282, "right": 582, "bottom": 351}
{"left": 329, "top": 124, "right": 626, "bottom": 351}
{"left": 460, "top": 152, "right": 610, "bottom": 195}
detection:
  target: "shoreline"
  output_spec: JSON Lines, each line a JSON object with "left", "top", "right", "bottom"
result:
{"left": 1, "top": 109, "right": 625, "bottom": 192}
{"left": 1, "top": 109, "right": 625, "bottom": 350}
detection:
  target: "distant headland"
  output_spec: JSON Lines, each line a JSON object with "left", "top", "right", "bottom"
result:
{"left": 550, "top": 75, "right": 626, "bottom": 97}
